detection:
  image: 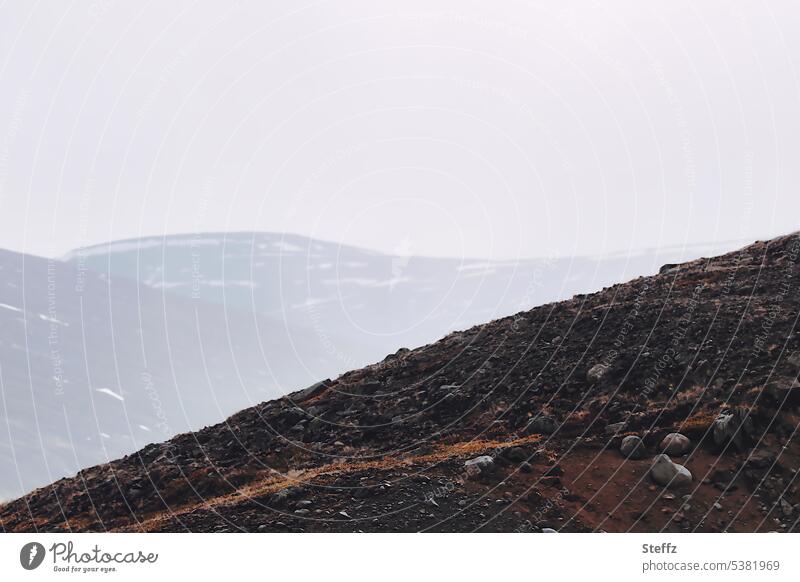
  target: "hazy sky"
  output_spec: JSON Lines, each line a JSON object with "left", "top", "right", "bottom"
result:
{"left": 0, "top": 1, "right": 798, "bottom": 260}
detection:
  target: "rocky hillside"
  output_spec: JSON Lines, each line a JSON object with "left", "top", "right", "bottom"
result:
{"left": 2, "top": 233, "right": 799, "bottom": 533}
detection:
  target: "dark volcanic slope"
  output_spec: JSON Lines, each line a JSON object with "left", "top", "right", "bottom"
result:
{"left": 2, "top": 234, "right": 800, "bottom": 533}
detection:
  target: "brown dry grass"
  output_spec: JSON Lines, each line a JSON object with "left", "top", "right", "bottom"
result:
{"left": 116, "top": 433, "right": 543, "bottom": 532}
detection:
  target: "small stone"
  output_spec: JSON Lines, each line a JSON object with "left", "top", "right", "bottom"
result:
{"left": 540, "top": 476, "right": 561, "bottom": 487}
{"left": 505, "top": 447, "right": 527, "bottom": 462}
{"left": 586, "top": 363, "right": 608, "bottom": 384}
{"left": 712, "top": 410, "right": 753, "bottom": 449}
{"left": 126, "top": 487, "right": 142, "bottom": 500}
{"left": 545, "top": 465, "right": 564, "bottom": 477}
{"left": 268, "top": 491, "right": 289, "bottom": 508}
{"left": 464, "top": 455, "right": 494, "bottom": 477}
{"left": 353, "top": 487, "right": 372, "bottom": 499}
{"left": 525, "top": 415, "right": 558, "bottom": 435}
{"left": 710, "top": 469, "right": 737, "bottom": 490}
{"left": 660, "top": 433, "right": 691, "bottom": 456}
{"left": 541, "top": 527, "right": 557, "bottom": 533}
{"left": 744, "top": 450, "right": 776, "bottom": 469}
{"left": 620, "top": 435, "right": 646, "bottom": 459}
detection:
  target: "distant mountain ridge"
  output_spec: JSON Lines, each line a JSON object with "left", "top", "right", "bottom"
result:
{"left": 61, "top": 231, "right": 747, "bottom": 361}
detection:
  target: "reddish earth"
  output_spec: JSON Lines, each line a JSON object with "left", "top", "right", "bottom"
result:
{"left": 1, "top": 233, "right": 799, "bottom": 532}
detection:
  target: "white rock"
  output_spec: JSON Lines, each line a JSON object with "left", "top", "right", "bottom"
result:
{"left": 650, "top": 454, "right": 692, "bottom": 488}
{"left": 586, "top": 363, "right": 608, "bottom": 384}
{"left": 660, "top": 433, "right": 691, "bottom": 455}
{"left": 465, "top": 455, "right": 493, "bottom": 468}
{"left": 464, "top": 455, "right": 494, "bottom": 477}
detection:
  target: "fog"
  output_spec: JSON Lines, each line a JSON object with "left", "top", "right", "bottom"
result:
{"left": 0, "top": 0, "right": 798, "bottom": 259}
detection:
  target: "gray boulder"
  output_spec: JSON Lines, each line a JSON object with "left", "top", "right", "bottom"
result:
{"left": 713, "top": 410, "right": 754, "bottom": 449}
{"left": 650, "top": 454, "right": 692, "bottom": 488}
{"left": 605, "top": 421, "right": 627, "bottom": 435}
{"left": 620, "top": 435, "right": 646, "bottom": 459}
{"left": 660, "top": 433, "right": 691, "bottom": 455}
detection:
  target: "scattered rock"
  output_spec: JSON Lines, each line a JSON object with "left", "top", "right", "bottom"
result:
{"left": 744, "top": 450, "right": 776, "bottom": 470}
{"left": 763, "top": 379, "right": 800, "bottom": 408}
{"left": 586, "top": 364, "right": 608, "bottom": 384}
{"left": 541, "top": 527, "right": 557, "bottom": 533}
{"left": 504, "top": 447, "right": 527, "bottom": 462}
{"left": 650, "top": 454, "right": 692, "bottom": 488}
{"left": 525, "top": 415, "right": 558, "bottom": 435}
{"left": 353, "top": 487, "right": 373, "bottom": 499}
{"left": 659, "top": 263, "right": 680, "bottom": 275}
{"left": 540, "top": 476, "right": 561, "bottom": 487}
{"left": 126, "top": 486, "right": 143, "bottom": 500}
{"left": 267, "top": 490, "right": 290, "bottom": 508}
{"left": 713, "top": 410, "right": 754, "bottom": 449}
{"left": 620, "top": 435, "right": 646, "bottom": 459}
{"left": 288, "top": 379, "right": 331, "bottom": 402}
{"left": 660, "top": 433, "right": 691, "bottom": 456}
{"left": 464, "top": 455, "right": 494, "bottom": 477}
{"left": 545, "top": 464, "right": 564, "bottom": 476}
{"left": 710, "top": 469, "right": 738, "bottom": 491}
